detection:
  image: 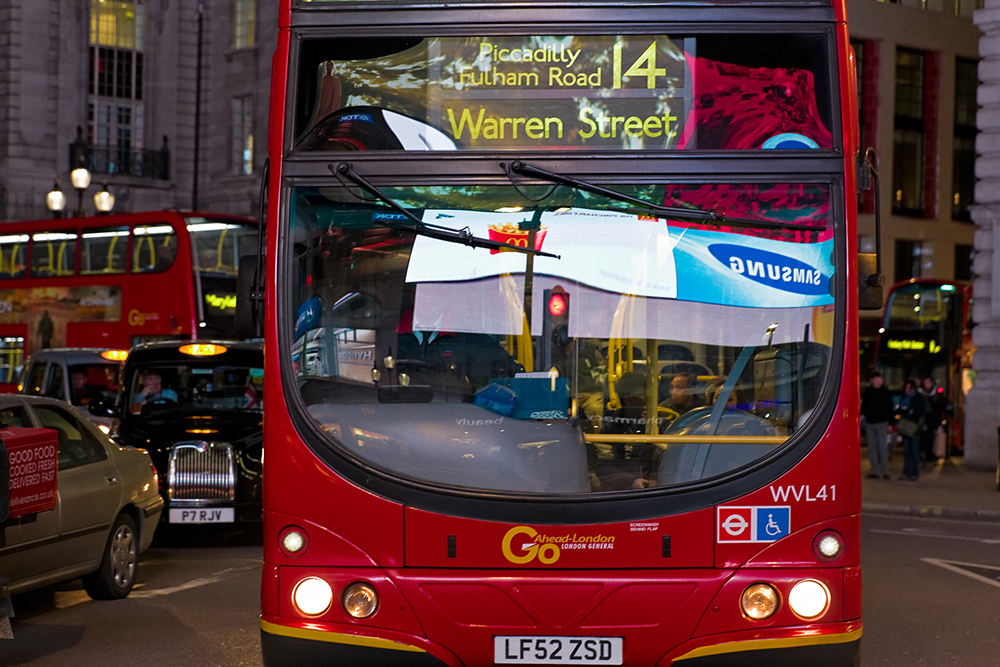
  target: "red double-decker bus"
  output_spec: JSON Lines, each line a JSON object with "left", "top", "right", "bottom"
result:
{"left": 255, "top": 1, "right": 865, "bottom": 665}
{"left": 0, "top": 210, "right": 256, "bottom": 391}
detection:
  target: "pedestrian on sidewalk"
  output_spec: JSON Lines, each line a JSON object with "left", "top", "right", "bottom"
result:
{"left": 919, "top": 376, "right": 946, "bottom": 464}
{"left": 896, "top": 379, "right": 927, "bottom": 481}
{"left": 861, "top": 372, "right": 894, "bottom": 479}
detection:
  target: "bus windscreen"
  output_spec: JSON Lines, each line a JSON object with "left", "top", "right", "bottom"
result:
{"left": 287, "top": 180, "right": 837, "bottom": 494}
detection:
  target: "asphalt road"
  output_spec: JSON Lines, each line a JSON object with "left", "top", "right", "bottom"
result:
{"left": 0, "top": 526, "right": 265, "bottom": 667}
{"left": 860, "top": 513, "right": 1000, "bottom": 666}
{"left": 2, "top": 515, "right": 999, "bottom": 666}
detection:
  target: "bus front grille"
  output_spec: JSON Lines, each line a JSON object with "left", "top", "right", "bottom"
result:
{"left": 168, "top": 441, "right": 236, "bottom": 502}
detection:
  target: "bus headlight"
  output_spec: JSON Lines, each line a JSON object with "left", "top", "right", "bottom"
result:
{"left": 740, "top": 583, "right": 778, "bottom": 620}
{"left": 788, "top": 579, "right": 830, "bottom": 620}
{"left": 292, "top": 577, "right": 334, "bottom": 616}
{"left": 279, "top": 526, "right": 308, "bottom": 556}
{"left": 342, "top": 582, "right": 378, "bottom": 619}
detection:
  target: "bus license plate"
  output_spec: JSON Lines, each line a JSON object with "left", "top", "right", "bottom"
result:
{"left": 169, "top": 508, "right": 235, "bottom": 524}
{"left": 494, "top": 636, "right": 623, "bottom": 665}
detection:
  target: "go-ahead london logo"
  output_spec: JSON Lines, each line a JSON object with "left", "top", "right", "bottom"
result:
{"left": 501, "top": 526, "right": 617, "bottom": 564}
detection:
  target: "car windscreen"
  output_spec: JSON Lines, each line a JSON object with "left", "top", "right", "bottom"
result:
{"left": 126, "top": 363, "right": 263, "bottom": 416}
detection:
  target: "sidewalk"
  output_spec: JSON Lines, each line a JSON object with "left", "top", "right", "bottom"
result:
{"left": 860, "top": 449, "right": 1000, "bottom": 522}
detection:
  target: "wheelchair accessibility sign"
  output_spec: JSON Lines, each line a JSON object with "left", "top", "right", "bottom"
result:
{"left": 717, "top": 506, "right": 791, "bottom": 543}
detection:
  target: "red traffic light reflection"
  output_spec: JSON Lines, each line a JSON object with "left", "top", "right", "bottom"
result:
{"left": 548, "top": 293, "right": 567, "bottom": 317}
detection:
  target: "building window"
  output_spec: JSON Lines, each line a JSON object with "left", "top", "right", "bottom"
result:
{"left": 854, "top": 40, "right": 879, "bottom": 215}
{"left": 953, "top": 58, "right": 978, "bottom": 222}
{"left": 88, "top": 1, "right": 145, "bottom": 164}
{"left": 234, "top": 0, "right": 256, "bottom": 49}
{"left": 232, "top": 97, "right": 254, "bottom": 176}
{"left": 954, "top": 244, "right": 974, "bottom": 282}
{"left": 895, "top": 239, "right": 932, "bottom": 282}
{"left": 893, "top": 48, "right": 925, "bottom": 217}
{"left": 852, "top": 39, "right": 866, "bottom": 153}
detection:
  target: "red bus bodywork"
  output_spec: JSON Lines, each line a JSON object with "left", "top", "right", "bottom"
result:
{"left": 0, "top": 210, "right": 254, "bottom": 392}
{"left": 260, "top": 1, "right": 862, "bottom": 665}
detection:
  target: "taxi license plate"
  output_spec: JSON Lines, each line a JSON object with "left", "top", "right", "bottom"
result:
{"left": 169, "top": 508, "right": 235, "bottom": 524}
{"left": 494, "top": 636, "right": 623, "bottom": 665}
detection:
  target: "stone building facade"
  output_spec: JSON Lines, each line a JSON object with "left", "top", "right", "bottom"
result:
{"left": 0, "top": 0, "right": 276, "bottom": 221}
{"left": 970, "top": 1, "right": 1000, "bottom": 468}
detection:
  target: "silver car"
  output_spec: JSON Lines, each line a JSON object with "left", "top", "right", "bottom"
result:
{"left": 0, "top": 395, "right": 163, "bottom": 600}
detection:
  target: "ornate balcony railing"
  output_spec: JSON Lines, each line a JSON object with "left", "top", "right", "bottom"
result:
{"left": 69, "top": 135, "right": 170, "bottom": 181}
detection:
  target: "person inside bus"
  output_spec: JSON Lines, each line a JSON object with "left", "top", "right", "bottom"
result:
{"left": 130, "top": 371, "right": 179, "bottom": 414}
{"left": 659, "top": 373, "right": 704, "bottom": 416}
{"left": 706, "top": 376, "right": 741, "bottom": 411}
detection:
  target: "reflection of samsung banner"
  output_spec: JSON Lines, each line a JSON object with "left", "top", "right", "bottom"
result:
{"left": 405, "top": 208, "right": 833, "bottom": 309}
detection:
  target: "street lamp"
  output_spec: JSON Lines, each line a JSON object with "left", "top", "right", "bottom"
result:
{"left": 45, "top": 180, "right": 66, "bottom": 218}
{"left": 70, "top": 166, "right": 92, "bottom": 217}
{"left": 94, "top": 181, "right": 115, "bottom": 214}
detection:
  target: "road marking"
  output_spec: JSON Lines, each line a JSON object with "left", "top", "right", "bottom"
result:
{"left": 870, "top": 527, "right": 1000, "bottom": 544}
{"left": 922, "top": 558, "right": 1000, "bottom": 589}
{"left": 130, "top": 560, "right": 262, "bottom": 598}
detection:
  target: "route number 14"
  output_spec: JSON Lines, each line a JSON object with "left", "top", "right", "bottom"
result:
{"left": 613, "top": 42, "right": 666, "bottom": 90}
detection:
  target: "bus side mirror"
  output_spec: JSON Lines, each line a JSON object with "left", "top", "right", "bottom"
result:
{"left": 236, "top": 255, "right": 263, "bottom": 339}
{"left": 858, "top": 253, "right": 883, "bottom": 311}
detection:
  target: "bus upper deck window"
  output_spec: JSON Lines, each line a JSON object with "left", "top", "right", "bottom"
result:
{"left": 0, "top": 234, "right": 28, "bottom": 279}
{"left": 29, "top": 231, "right": 78, "bottom": 278}
{"left": 132, "top": 225, "right": 178, "bottom": 273}
{"left": 80, "top": 227, "right": 129, "bottom": 275}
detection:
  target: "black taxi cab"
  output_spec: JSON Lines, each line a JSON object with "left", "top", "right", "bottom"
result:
{"left": 90, "top": 341, "right": 263, "bottom": 525}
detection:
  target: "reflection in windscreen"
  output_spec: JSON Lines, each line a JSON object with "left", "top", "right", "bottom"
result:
{"left": 288, "top": 182, "right": 837, "bottom": 494}
{"left": 127, "top": 364, "right": 264, "bottom": 415}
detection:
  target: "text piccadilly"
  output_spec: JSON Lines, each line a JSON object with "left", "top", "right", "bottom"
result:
{"left": 444, "top": 40, "right": 682, "bottom": 144}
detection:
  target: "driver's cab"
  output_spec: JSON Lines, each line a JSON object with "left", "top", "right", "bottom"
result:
{"left": 128, "top": 368, "right": 181, "bottom": 415}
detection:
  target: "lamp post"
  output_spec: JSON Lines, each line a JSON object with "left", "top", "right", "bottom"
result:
{"left": 70, "top": 166, "right": 92, "bottom": 217}
{"left": 45, "top": 180, "right": 66, "bottom": 218}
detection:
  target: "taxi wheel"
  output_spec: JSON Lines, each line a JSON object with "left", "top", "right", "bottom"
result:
{"left": 83, "top": 513, "right": 140, "bottom": 600}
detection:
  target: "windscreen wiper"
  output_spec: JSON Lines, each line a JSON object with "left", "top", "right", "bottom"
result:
{"left": 333, "top": 163, "right": 560, "bottom": 258}
{"left": 504, "top": 160, "right": 820, "bottom": 232}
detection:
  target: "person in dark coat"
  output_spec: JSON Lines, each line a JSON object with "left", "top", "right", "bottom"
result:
{"left": 896, "top": 379, "right": 927, "bottom": 481}
{"left": 919, "top": 376, "right": 946, "bottom": 464}
{"left": 861, "top": 372, "right": 894, "bottom": 479}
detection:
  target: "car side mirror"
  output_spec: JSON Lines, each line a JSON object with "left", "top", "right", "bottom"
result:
{"left": 88, "top": 398, "right": 115, "bottom": 418}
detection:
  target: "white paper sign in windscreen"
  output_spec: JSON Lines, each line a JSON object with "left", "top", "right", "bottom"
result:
{"left": 404, "top": 208, "right": 679, "bottom": 299}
